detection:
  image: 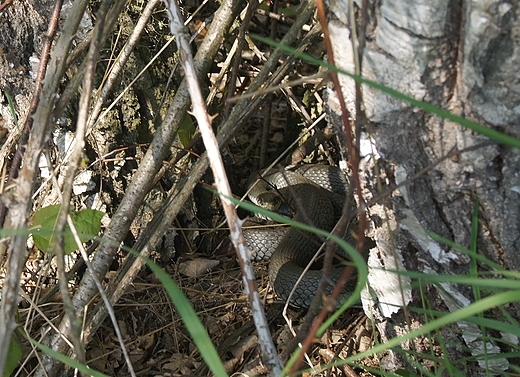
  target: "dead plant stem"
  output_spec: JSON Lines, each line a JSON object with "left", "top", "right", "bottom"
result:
{"left": 165, "top": 0, "right": 284, "bottom": 373}
{"left": 287, "top": 1, "right": 368, "bottom": 373}
{"left": 0, "top": 0, "right": 90, "bottom": 373}
{"left": 0, "top": 0, "right": 63, "bottom": 228}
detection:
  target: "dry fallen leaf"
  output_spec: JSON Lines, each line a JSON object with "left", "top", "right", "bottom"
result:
{"left": 179, "top": 258, "right": 220, "bottom": 277}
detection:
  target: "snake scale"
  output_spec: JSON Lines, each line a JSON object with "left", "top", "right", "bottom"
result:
{"left": 243, "top": 164, "right": 357, "bottom": 308}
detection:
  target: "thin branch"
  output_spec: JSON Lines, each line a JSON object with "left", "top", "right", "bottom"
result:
{"left": 288, "top": 0, "right": 368, "bottom": 373}
{"left": 0, "top": 0, "right": 15, "bottom": 13}
{"left": 164, "top": 0, "right": 284, "bottom": 374}
{"left": 87, "top": 0, "right": 161, "bottom": 130}
{"left": 0, "top": 0, "right": 63, "bottom": 228}
{"left": 67, "top": 216, "right": 137, "bottom": 376}
{"left": 53, "top": 0, "right": 111, "bottom": 368}
{"left": 0, "top": 0, "right": 90, "bottom": 373}
{"left": 224, "top": 0, "right": 258, "bottom": 117}
{"left": 36, "top": 0, "right": 245, "bottom": 374}
{"left": 53, "top": 0, "right": 130, "bottom": 118}
{"left": 225, "top": 72, "right": 328, "bottom": 103}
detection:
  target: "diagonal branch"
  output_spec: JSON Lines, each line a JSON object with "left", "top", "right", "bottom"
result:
{"left": 164, "top": 0, "right": 284, "bottom": 374}
{"left": 33, "top": 0, "right": 245, "bottom": 375}
{"left": 0, "top": 0, "right": 90, "bottom": 374}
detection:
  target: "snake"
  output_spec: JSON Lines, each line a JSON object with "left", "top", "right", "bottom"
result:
{"left": 243, "top": 164, "right": 357, "bottom": 308}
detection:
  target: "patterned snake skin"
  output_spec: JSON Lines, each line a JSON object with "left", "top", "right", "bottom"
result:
{"left": 243, "top": 165, "right": 357, "bottom": 307}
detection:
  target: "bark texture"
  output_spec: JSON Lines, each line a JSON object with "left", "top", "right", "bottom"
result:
{"left": 326, "top": 0, "right": 519, "bottom": 373}
{"left": 335, "top": 0, "right": 519, "bottom": 265}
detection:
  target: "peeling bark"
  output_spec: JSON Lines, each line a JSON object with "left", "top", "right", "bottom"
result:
{"left": 326, "top": 0, "right": 519, "bottom": 373}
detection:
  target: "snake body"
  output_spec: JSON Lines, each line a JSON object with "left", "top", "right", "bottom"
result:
{"left": 244, "top": 165, "right": 355, "bottom": 308}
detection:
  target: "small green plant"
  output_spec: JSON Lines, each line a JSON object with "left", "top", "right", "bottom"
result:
{"left": 178, "top": 113, "right": 196, "bottom": 147}
{"left": 0, "top": 87, "right": 19, "bottom": 130}
{"left": 30, "top": 204, "right": 104, "bottom": 254}
{"left": 4, "top": 327, "right": 22, "bottom": 377}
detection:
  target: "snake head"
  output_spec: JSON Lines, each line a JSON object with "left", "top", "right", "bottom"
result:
{"left": 254, "top": 191, "right": 294, "bottom": 218}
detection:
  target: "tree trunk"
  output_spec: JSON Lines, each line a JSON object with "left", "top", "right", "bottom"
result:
{"left": 326, "top": 0, "right": 519, "bottom": 373}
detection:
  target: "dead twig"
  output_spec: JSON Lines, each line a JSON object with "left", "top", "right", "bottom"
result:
{"left": 224, "top": 0, "right": 259, "bottom": 118}
{"left": 0, "top": 0, "right": 90, "bottom": 373}
{"left": 288, "top": 1, "right": 368, "bottom": 373}
{"left": 86, "top": 0, "right": 161, "bottom": 131}
{"left": 165, "top": 0, "right": 283, "bottom": 374}
{"left": 0, "top": 0, "right": 63, "bottom": 228}
{"left": 45, "top": 0, "right": 245, "bottom": 367}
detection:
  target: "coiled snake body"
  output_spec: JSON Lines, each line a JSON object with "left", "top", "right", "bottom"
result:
{"left": 244, "top": 165, "right": 356, "bottom": 308}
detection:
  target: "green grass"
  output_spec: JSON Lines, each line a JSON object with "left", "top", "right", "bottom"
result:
{"left": 6, "top": 15, "right": 520, "bottom": 377}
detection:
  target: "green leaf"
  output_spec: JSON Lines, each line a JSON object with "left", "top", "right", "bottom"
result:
{"left": 31, "top": 205, "right": 104, "bottom": 254}
{"left": 4, "top": 331, "right": 23, "bottom": 377}
{"left": 31, "top": 204, "right": 62, "bottom": 252}
{"left": 0, "top": 86, "right": 19, "bottom": 130}
{"left": 70, "top": 208, "right": 105, "bottom": 244}
{"left": 178, "top": 113, "right": 196, "bottom": 147}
